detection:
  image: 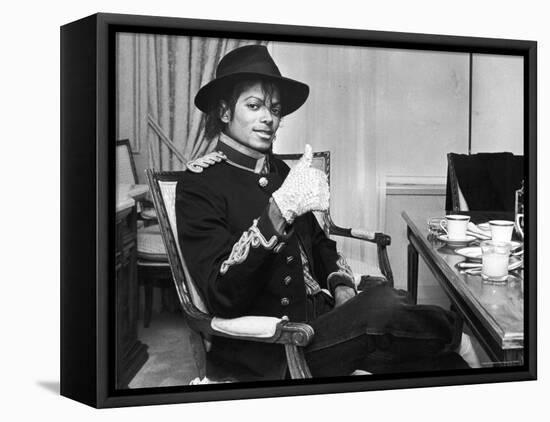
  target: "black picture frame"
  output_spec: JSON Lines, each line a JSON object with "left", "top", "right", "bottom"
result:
{"left": 60, "top": 12, "right": 537, "bottom": 408}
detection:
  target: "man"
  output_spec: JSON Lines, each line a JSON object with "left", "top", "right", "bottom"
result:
{"left": 176, "top": 45, "right": 478, "bottom": 381}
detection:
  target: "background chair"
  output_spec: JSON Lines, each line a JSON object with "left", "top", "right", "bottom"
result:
{"left": 445, "top": 152, "right": 523, "bottom": 214}
{"left": 145, "top": 170, "right": 314, "bottom": 381}
{"left": 275, "top": 151, "right": 394, "bottom": 287}
{"left": 117, "top": 139, "right": 174, "bottom": 328}
{"left": 136, "top": 224, "right": 178, "bottom": 328}
{"left": 117, "top": 139, "right": 158, "bottom": 223}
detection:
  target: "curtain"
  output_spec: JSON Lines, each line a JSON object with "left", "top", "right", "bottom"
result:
{"left": 268, "top": 42, "right": 381, "bottom": 275}
{"left": 135, "top": 34, "right": 265, "bottom": 171}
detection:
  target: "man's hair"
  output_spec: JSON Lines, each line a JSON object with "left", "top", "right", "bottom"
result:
{"left": 203, "top": 78, "right": 282, "bottom": 140}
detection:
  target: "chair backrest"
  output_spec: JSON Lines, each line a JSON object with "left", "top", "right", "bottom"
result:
{"left": 275, "top": 151, "right": 331, "bottom": 235}
{"left": 116, "top": 139, "right": 138, "bottom": 185}
{"left": 445, "top": 153, "right": 469, "bottom": 212}
{"left": 445, "top": 152, "right": 524, "bottom": 212}
{"left": 145, "top": 170, "right": 210, "bottom": 319}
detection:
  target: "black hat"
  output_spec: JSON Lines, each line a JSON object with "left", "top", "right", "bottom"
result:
{"left": 194, "top": 45, "right": 309, "bottom": 116}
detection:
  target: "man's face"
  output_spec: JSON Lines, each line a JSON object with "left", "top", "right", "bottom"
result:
{"left": 222, "top": 82, "right": 281, "bottom": 153}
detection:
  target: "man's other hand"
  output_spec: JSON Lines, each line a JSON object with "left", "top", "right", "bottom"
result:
{"left": 334, "top": 285, "right": 356, "bottom": 308}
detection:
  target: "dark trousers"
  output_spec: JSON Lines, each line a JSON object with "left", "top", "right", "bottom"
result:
{"left": 303, "top": 283, "right": 469, "bottom": 376}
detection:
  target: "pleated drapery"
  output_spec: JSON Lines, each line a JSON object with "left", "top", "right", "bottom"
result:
{"left": 119, "top": 34, "right": 265, "bottom": 171}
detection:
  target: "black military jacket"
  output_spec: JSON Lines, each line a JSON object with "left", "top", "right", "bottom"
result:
{"left": 176, "top": 154, "right": 347, "bottom": 380}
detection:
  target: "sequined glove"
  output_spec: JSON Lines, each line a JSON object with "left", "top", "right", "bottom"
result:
{"left": 272, "top": 144, "right": 330, "bottom": 224}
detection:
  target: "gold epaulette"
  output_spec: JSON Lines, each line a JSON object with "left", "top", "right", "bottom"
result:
{"left": 186, "top": 151, "right": 227, "bottom": 173}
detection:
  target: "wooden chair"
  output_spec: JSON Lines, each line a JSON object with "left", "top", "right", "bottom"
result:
{"left": 276, "top": 151, "right": 394, "bottom": 287}
{"left": 145, "top": 170, "right": 315, "bottom": 380}
{"left": 116, "top": 139, "right": 158, "bottom": 222}
{"left": 135, "top": 224, "right": 177, "bottom": 328}
{"left": 445, "top": 152, "right": 523, "bottom": 213}
{"left": 117, "top": 139, "right": 173, "bottom": 328}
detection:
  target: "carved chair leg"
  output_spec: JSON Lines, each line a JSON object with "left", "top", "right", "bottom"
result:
{"left": 188, "top": 329, "right": 207, "bottom": 380}
{"left": 407, "top": 243, "right": 419, "bottom": 305}
{"left": 284, "top": 344, "right": 312, "bottom": 379}
{"left": 143, "top": 280, "right": 153, "bottom": 328}
{"left": 138, "top": 270, "right": 154, "bottom": 328}
{"left": 378, "top": 246, "right": 394, "bottom": 287}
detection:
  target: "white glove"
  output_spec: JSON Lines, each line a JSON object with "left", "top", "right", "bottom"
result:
{"left": 272, "top": 144, "right": 330, "bottom": 224}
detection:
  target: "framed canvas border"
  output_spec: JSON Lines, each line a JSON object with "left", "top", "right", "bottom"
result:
{"left": 60, "top": 12, "right": 537, "bottom": 408}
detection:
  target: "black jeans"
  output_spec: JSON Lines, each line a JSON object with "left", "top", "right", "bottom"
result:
{"left": 303, "top": 283, "right": 468, "bottom": 377}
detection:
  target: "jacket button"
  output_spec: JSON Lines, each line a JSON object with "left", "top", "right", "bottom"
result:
{"left": 286, "top": 256, "right": 294, "bottom": 264}
{"left": 280, "top": 297, "right": 290, "bottom": 306}
{"left": 258, "top": 177, "right": 268, "bottom": 187}
{"left": 283, "top": 275, "right": 292, "bottom": 285}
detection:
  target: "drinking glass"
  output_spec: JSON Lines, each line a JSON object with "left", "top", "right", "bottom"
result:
{"left": 480, "top": 240, "right": 511, "bottom": 283}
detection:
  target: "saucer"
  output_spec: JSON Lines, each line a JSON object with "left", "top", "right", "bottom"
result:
{"left": 437, "top": 234, "right": 476, "bottom": 247}
{"left": 507, "top": 241, "right": 523, "bottom": 250}
{"left": 456, "top": 242, "right": 523, "bottom": 262}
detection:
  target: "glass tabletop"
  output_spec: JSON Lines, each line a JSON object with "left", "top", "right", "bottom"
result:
{"left": 403, "top": 212, "right": 524, "bottom": 349}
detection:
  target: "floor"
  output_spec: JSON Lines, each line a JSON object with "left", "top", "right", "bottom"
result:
{"left": 129, "top": 311, "right": 200, "bottom": 389}
{"left": 127, "top": 294, "right": 492, "bottom": 389}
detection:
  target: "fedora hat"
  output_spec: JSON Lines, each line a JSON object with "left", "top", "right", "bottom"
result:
{"left": 194, "top": 45, "right": 309, "bottom": 116}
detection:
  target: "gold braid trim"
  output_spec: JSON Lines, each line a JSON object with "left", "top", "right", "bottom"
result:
{"left": 186, "top": 151, "right": 225, "bottom": 173}
{"left": 220, "top": 219, "right": 282, "bottom": 275}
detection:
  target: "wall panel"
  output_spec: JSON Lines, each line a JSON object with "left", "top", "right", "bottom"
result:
{"left": 471, "top": 54, "right": 524, "bottom": 154}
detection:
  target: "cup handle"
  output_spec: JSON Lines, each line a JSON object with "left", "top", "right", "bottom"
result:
{"left": 515, "top": 215, "right": 524, "bottom": 240}
{"left": 439, "top": 220, "right": 448, "bottom": 234}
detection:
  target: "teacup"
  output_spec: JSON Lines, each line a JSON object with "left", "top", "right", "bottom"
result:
{"left": 439, "top": 215, "right": 470, "bottom": 240}
{"left": 489, "top": 220, "right": 515, "bottom": 242}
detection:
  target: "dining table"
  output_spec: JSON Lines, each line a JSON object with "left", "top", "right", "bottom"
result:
{"left": 402, "top": 211, "right": 524, "bottom": 367}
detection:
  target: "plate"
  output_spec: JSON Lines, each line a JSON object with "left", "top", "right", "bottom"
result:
{"left": 456, "top": 242, "right": 523, "bottom": 262}
{"left": 437, "top": 234, "right": 476, "bottom": 247}
{"left": 455, "top": 246, "right": 482, "bottom": 261}
{"left": 507, "top": 240, "right": 523, "bottom": 250}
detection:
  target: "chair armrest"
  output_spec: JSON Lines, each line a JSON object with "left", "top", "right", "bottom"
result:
{"left": 136, "top": 197, "right": 158, "bottom": 221}
{"left": 209, "top": 316, "right": 314, "bottom": 347}
{"left": 138, "top": 197, "right": 155, "bottom": 210}
{"left": 211, "top": 316, "right": 281, "bottom": 338}
{"left": 328, "top": 217, "right": 394, "bottom": 287}
{"left": 349, "top": 228, "right": 375, "bottom": 241}
{"left": 139, "top": 206, "right": 158, "bottom": 221}
{"left": 329, "top": 222, "right": 391, "bottom": 246}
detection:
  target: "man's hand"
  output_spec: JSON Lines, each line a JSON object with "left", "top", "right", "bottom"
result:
{"left": 272, "top": 144, "right": 330, "bottom": 224}
{"left": 334, "top": 285, "right": 356, "bottom": 308}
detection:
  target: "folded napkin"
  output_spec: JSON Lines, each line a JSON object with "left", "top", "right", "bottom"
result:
{"left": 467, "top": 222, "right": 491, "bottom": 240}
